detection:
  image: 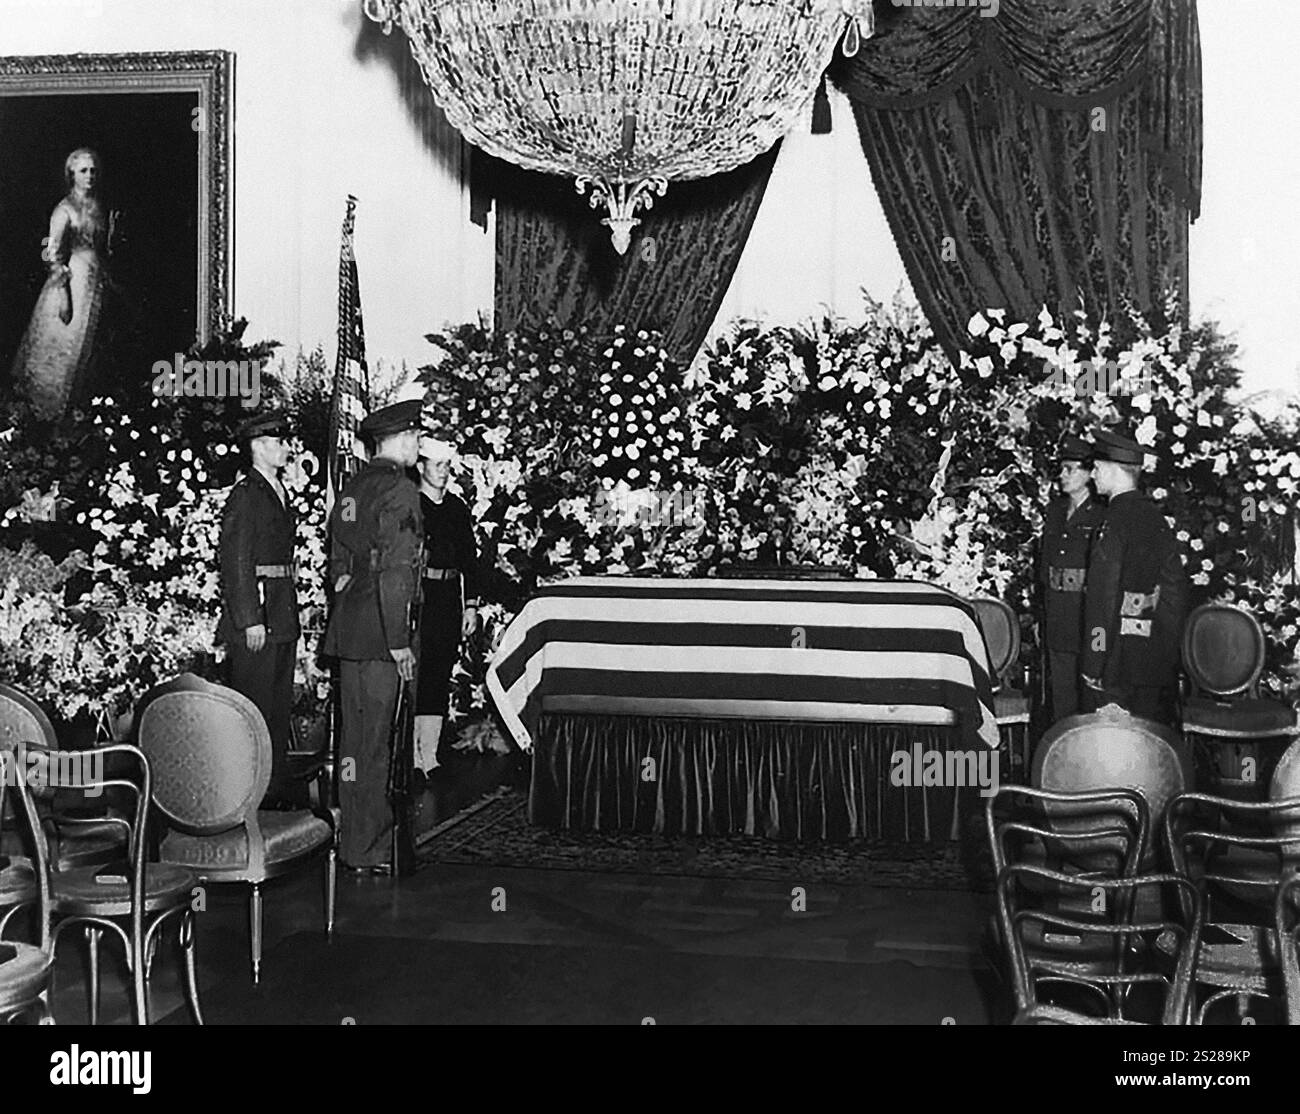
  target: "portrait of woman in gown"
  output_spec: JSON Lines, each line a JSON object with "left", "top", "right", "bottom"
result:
{"left": 10, "top": 147, "right": 119, "bottom": 419}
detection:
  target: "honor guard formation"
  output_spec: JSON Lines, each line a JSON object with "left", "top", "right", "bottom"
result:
{"left": 1037, "top": 428, "right": 1188, "bottom": 729}
{"left": 218, "top": 397, "right": 485, "bottom": 875}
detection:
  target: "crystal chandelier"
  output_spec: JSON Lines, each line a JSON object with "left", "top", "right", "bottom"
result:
{"left": 364, "top": 0, "right": 874, "bottom": 253}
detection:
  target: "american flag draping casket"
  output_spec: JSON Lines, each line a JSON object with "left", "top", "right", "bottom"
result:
{"left": 486, "top": 578, "right": 1000, "bottom": 751}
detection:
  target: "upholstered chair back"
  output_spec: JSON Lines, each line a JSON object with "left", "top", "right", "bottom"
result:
{"left": 969, "top": 596, "right": 1020, "bottom": 687}
{"left": 1270, "top": 738, "right": 1300, "bottom": 846}
{"left": 1182, "top": 603, "right": 1266, "bottom": 698}
{"left": 1032, "top": 709, "right": 1191, "bottom": 856}
{"left": 0, "top": 682, "right": 59, "bottom": 755}
{"left": 138, "top": 674, "right": 271, "bottom": 835}
{"left": 0, "top": 683, "right": 61, "bottom": 804}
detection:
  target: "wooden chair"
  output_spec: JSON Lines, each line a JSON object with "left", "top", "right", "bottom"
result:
{"left": 0, "top": 747, "right": 54, "bottom": 1025}
{"left": 0, "top": 683, "right": 126, "bottom": 876}
{"left": 985, "top": 785, "right": 1149, "bottom": 1017}
{"left": 137, "top": 673, "right": 337, "bottom": 984}
{"left": 1180, "top": 604, "right": 1300, "bottom": 798}
{"left": 969, "top": 596, "right": 1032, "bottom": 780}
{"left": 41, "top": 743, "right": 204, "bottom": 1025}
{"left": 1032, "top": 707, "right": 1192, "bottom": 869}
{"left": 1164, "top": 790, "right": 1300, "bottom": 1024}
{"left": 998, "top": 865, "right": 1202, "bottom": 1024}
{"left": 1276, "top": 874, "right": 1300, "bottom": 1026}
{"left": 986, "top": 785, "right": 1149, "bottom": 882}
{"left": 1013, "top": 1004, "right": 1154, "bottom": 1025}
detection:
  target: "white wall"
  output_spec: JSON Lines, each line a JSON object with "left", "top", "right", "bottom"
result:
{"left": 1192, "top": 2, "right": 1300, "bottom": 410}
{"left": 707, "top": 83, "right": 912, "bottom": 345}
{"left": 5, "top": 0, "right": 1292, "bottom": 408}
{"left": 0, "top": 0, "right": 494, "bottom": 383}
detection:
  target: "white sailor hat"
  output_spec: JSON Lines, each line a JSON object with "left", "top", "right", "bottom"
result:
{"left": 418, "top": 436, "right": 456, "bottom": 462}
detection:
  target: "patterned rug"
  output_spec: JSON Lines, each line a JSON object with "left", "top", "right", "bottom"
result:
{"left": 418, "top": 788, "right": 993, "bottom": 891}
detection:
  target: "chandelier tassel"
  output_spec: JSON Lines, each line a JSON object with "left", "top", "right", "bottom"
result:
{"left": 811, "top": 73, "right": 832, "bottom": 135}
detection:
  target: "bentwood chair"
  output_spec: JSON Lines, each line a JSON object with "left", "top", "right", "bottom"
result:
{"left": 986, "top": 785, "right": 1149, "bottom": 883}
{"left": 138, "top": 674, "right": 337, "bottom": 984}
{"left": 1180, "top": 604, "right": 1300, "bottom": 798}
{"left": 1033, "top": 708, "right": 1193, "bottom": 870}
{"left": 985, "top": 785, "right": 1149, "bottom": 1017}
{"left": 0, "top": 748, "right": 55, "bottom": 1024}
{"left": 998, "top": 865, "right": 1202, "bottom": 1024}
{"left": 1012, "top": 1004, "right": 1155, "bottom": 1025}
{"left": 1276, "top": 875, "right": 1300, "bottom": 1025}
{"left": 40, "top": 743, "right": 203, "bottom": 1025}
{"left": 0, "top": 684, "right": 127, "bottom": 878}
{"left": 1164, "top": 791, "right": 1300, "bottom": 1024}
{"left": 969, "top": 597, "right": 1032, "bottom": 780}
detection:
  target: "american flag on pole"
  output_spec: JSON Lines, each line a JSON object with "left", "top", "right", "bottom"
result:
{"left": 327, "top": 194, "right": 370, "bottom": 514}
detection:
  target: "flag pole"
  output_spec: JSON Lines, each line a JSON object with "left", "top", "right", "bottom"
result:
{"left": 325, "top": 194, "right": 372, "bottom": 819}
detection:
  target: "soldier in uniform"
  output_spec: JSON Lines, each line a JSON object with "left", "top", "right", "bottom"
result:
{"left": 412, "top": 435, "right": 481, "bottom": 777}
{"left": 1079, "top": 429, "right": 1188, "bottom": 725}
{"left": 1037, "top": 435, "right": 1105, "bottom": 722}
{"left": 322, "top": 399, "right": 424, "bottom": 874}
{"left": 217, "top": 411, "right": 303, "bottom": 808}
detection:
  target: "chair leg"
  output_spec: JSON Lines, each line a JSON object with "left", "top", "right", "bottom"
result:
{"left": 249, "top": 884, "right": 263, "bottom": 985}
{"left": 180, "top": 910, "right": 204, "bottom": 1026}
{"left": 132, "top": 932, "right": 149, "bottom": 1027}
{"left": 144, "top": 932, "right": 159, "bottom": 982}
{"left": 326, "top": 848, "right": 337, "bottom": 938}
{"left": 85, "top": 925, "right": 101, "bottom": 1026}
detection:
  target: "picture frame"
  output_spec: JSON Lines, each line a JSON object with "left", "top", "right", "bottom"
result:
{"left": 0, "top": 50, "right": 233, "bottom": 410}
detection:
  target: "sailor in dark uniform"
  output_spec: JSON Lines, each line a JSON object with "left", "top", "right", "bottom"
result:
{"left": 1038, "top": 435, "right": 1105, "bottom": 722}
{"left": 1080, "top": 429, "right": 1188, "bottom": 725}
{"left": 322, "top": 399, "right": 424, "bottom": 874}
{"left": 412, "top": 436, "right": 481, "bottom": 775}
{"left": 217, "top": 411, "right": 303, "bottom": 807}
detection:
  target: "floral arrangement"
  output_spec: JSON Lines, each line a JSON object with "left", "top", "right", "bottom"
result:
{"left": 0, "top": 325, "right": 333, "bottom": 728}
{"left": 3, "top": 298, "right": 1299, "bottom": 733}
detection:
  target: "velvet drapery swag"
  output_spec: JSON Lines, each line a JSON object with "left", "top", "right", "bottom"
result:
{"left": 830, "top": 0, "right": 1202, "bottom": 358}
{"left": 488, "top": 0, "right": 1201, "bottom": 366}
{"left": 489, "top": 147, "right": 779, "bottom": 366}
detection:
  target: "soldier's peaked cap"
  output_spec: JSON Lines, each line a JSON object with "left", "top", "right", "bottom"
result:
{"left": 237, "top": 411, "right": 290, "bottom": 441}
{"left": 1091, "top": 428, "right": 1148, "bottom": 465}
{"left": 359, "top": 398, "right": 423, "bottom": 438}
{"left": 1057, "top": 435, "right": 1093, "bottom": 462}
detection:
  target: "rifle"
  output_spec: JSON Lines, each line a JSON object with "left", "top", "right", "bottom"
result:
{"left": 385, "top": 672, "right": 417, "bottom": 877}
{"left": 385, "top": 534, "right": 424, "bottom": 879}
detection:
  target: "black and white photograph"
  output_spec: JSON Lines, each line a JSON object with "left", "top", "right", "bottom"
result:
{"left": 0, "top": 0, "right": 1297, "bottom": 1088}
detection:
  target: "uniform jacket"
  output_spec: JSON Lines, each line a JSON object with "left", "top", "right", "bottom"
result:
{"left": 322, "top": 457, "right": 422, "bottom": 661}
{"left": 1038, "top": 493, "right": 1105, "bottom": 653}
{"left": 419, "top": 490, "right": 481, "bottom": 604}
{"left": 217, "top": 468, "right": 300, "bottom": 645}
{"left": 1080, "top": 489, "right": 1188, "bottom": 690}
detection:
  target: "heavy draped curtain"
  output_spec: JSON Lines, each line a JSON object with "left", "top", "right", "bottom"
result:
{"left": 830, "top": 0, "right": 1202, "bottom": 357}
{"left": 487, "top": 0, "right": 1201, "bottom": 366}
{"left": 488, "top": 146, "right": 779, "bottom": 365}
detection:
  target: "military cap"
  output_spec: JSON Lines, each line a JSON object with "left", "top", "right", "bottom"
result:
{"left": 359, "top": 398, "right": 424, "bottom": 439}
{"left": 237, "top": 411, "right": 290, "bottom": 442}
{"left": 1091, "top": 429, "right": 1148, "bottom": 465}
{"left": 1057, "top": 435, "right": 1093, "bottom": 462}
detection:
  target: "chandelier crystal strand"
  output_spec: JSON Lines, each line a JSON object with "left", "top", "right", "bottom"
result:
{"left": 367, "top": 1, "right": 873, "bottom": 252}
